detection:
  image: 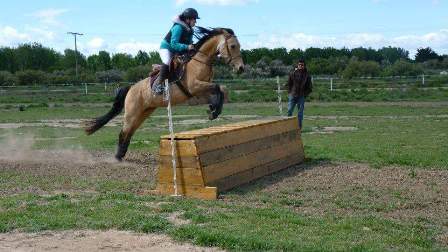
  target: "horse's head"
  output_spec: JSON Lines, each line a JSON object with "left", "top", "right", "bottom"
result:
{"left": 216, "top": 29, "right": 245, "bottom": 74}
{"left": 194, "top": 27, "right": 245, "bottom": 74}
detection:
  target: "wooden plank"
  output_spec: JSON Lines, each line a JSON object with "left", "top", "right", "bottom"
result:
{"left": 156, "top": 184, "right": 217, "bottom": 200}
{"left": 212, "top": 153, "right": 304, "bottom": 192}
{"left": 160, "top": 118, "right": 295, "bottom": 140}
{"left": 157, "top": 167, "right": 204, "bottom": 186}
{"left": 159, "top": 139, "right": 198, "bottom": 156}
{"left": 202, "top": 139, "right": 303, "bottom": 183}
{"left": 159, "top": 155, "right": 200, "bottom": 169}
{"left": 195, "top": 118, "right": 299, "bottom": 153}
{"left": 199, "top": 130, "right": 300, "bottom": 166}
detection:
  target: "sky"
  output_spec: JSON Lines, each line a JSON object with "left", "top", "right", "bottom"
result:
{"left": 0, "top": 0, "right": 447, "bottom": 58}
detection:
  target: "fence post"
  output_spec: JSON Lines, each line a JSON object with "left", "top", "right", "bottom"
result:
{"left": 84, "top": 83, "right": 88, "bottom": 95}
{"left": 104, "top": 82, "right": 107, "bottom": 92}
{"left": 276, "top": 76, "right": 282, "bottom": 116}
{"left": 422, "top": 74, "right": 425, "bottom": 86}
{"left": 330, "top": 78, "right": 333, "bottom": 91}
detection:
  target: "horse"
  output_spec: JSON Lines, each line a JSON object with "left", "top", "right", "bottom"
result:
{"left": 84, "top": 28, "right": 245, "bottom": 161}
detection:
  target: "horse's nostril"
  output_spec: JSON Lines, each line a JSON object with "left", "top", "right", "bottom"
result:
{"left": 238, "top": 66, "right": 245, "bottom": 73}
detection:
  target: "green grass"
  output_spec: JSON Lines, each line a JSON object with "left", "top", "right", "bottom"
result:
{"left": 0, "top": 101, "right": 447, "bottom": 251}
{"left": 0, "top": 193, "right": 440, "bottom": 251}
{"left": 1, "top": 102, "right": 447, "bottom": 168}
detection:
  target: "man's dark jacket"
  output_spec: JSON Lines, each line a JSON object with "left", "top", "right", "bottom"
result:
{"left": 287, "top": 68, "right": 313, "bottom": 97}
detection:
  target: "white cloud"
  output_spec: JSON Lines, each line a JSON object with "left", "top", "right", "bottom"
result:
{"left": 175, "top": 0, "right": 258, "bottom": 6}
{"left": 115, "top": 41, "right": 160, "bottom": 55}
{"left": 31, "top": 8, "right": 68, "bottom": 26}
{"left": 242, "top": 29, "right": 448, "bottom": 57}
{"left": 0, "top": 26, "right": 30, "bottom": 46}
{"left": 88, "top": 37, "right": 105, "bottom": 49}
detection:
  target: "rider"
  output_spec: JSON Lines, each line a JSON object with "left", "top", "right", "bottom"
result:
{"left": 152, "top": 8, "right": 199, "bottom": 95}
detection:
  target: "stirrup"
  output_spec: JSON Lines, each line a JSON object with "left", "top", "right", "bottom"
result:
{"left": 152, "top": 82, "right": 165, "bottom": 95}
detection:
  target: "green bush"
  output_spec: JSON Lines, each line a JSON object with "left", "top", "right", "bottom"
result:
{"left": 0, "top": 71, "right": 18, "bottom": 86}
{"left": 125, "top": 65, "right": 151, "bottom": 82}
{"left": 96, "top": 69, "right": 124, "bottom": 83}
{"left": 382, "top": 59, "right": 424, "bottom": 76}
{"left": 342, "top": 59, "right": 381, "bottom": 79}
{"left": 15, "top": 70, "right": 48, "bottom": 85}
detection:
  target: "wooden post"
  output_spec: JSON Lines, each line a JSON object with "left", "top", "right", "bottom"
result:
{"left": 84, "top": 83, "right": 88, "bottom": 95}
{"left": 422, "top": 74, "right": 425, "bottom": 86}
{"left": 330, "top": 78, "right": 333, "bottom": 91}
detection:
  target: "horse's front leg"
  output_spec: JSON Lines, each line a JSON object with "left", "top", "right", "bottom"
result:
{"left": 191, "top": 79, "right": 224, "bottom": 120}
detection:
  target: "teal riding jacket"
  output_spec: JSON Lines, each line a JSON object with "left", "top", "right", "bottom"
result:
{"left": 160, "top": 23, "right": 193, "bottom": 53}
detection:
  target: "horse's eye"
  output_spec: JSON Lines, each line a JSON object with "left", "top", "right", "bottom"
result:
{"left": 231, "top": 45, "right": 236, "bottom": 49}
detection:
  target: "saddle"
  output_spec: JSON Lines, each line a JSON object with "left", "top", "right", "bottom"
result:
{"left": 149, "top": 54, "right": 190, "bottom": 88}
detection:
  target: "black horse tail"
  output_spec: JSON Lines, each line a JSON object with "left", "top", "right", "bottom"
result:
{"left": 84, "top": 85, "right": 131, "bottom": 135}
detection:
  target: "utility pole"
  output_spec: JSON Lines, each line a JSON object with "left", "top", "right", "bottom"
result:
{"left": 67, "top": 32, "right": 84, "bottom": 81}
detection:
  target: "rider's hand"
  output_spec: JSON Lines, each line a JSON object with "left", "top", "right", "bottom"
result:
{"left": 188, "top": 44, "right": 195, "bottom": 51}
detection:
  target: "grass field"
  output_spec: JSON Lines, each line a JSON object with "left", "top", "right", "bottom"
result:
{"left": 0, "top": 101, "right": 447, "bottom": 251}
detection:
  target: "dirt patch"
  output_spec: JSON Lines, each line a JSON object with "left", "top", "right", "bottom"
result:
{"left": 0, "top": 150, "right": 157, "bottom": 196}
{"left": 234, "top": 162, "right": 448, "bottom": 224}
{"left": 0, "top": 119, "right": 122, "bottom": 129}
{"left": 307, "top": 114, "right": 448, "bottom": 120}
{"left": 0, "top": 230, "right": 224, "bottom": 252}
{"left": 307, "top": 101, "right": 448, "bottom": 108}
{"left": 168, "top": 211, "right": 192, "bottom": 226}
{"left": 306, "top": 126, "right": 358, "bottom": 134}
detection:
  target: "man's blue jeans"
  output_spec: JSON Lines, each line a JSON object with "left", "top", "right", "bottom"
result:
{"left": 287, "top": 95, "right": 305, "bottom": 128}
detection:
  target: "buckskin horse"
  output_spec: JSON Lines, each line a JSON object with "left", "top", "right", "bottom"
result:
{"left": 84, "top": 28, "right": 245, "bottom": 161}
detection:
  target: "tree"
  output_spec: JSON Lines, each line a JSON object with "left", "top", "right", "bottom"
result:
{"left": 98, "top": 51, "right": 111, "bottom": 71}
{"left": 111, "top": 53, "right": 135, "bottom": 70}
{"left": 415, "top": 47, "right": 439, "bottom": 62}
{"left": 14, "top": 43, "right": 61, "bottom": 72}
{"left": 0, "top": 47, "right": 17, "bottom": 72}
{"left": 378, "top": 47, "right": 409, "bottom": 64}
{"left": 87, "top": 54, "right": 100, "bottom": 72}
{"left": 61, "top": 49, "right": 87, "bottom": 70}
{"left": 135, "top": 50, "right": 150, "bottom": 65}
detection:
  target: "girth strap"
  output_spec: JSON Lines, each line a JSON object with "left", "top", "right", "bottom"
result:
{"left": 174, "top": 79, "right": 193, "bottom": 98}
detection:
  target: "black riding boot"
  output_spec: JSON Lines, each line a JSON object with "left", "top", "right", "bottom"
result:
{"left": 153, "top": 64, "right": 169, "bottom": 95}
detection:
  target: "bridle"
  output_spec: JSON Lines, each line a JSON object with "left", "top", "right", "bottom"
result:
{"left": 218, "top": 34, "right": 243, "bottom": 65}
{"left": 192, "top": 34, "right": 242, "bottom": 67}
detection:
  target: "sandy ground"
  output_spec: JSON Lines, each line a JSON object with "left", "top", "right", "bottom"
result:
{"left": 0, "top": 230, "right": 224, "bottom": 252}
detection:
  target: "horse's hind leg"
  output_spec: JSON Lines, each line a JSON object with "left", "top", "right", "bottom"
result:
{"left": 115, "top": 107, "right": 155, "bottom": 161}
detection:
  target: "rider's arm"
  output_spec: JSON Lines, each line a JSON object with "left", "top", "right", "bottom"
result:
{"left": 170, "top": 25, "right": 189, "bottom": 52}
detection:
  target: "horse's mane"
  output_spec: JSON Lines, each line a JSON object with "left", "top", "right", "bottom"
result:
{"left": 193, "top": 27, "right": 235, "bottom": 49}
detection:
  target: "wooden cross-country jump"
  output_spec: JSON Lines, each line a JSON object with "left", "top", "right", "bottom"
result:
{"left": 155, "top": 117, "right": 305, "bottom": 199}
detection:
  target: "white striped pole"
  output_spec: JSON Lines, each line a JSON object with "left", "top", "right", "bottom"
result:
{"left": 164, "top": 79, "right": 179, "bottom": 197}
{"left": 277, "top": 76, "right": 282, "bottom": 116}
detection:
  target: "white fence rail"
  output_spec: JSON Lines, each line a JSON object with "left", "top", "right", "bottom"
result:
{"left": 0, "top": 75, "right": 447, "bottom": 96}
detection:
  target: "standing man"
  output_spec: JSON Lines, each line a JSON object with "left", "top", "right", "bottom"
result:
{"left": 287, "top": 59, "right": 312, "bottom": 129}
{"left": 152, "top": 8, "right": 199, "bottom": 95}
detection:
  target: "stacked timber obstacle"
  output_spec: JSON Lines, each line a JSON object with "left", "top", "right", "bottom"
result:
{"left": 155, "top": 117, "right": 305, "bottom": 199}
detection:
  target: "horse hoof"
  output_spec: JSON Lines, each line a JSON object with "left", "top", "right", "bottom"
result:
{"left": 115, "top": 155, "right": 123, "bottom": 162}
